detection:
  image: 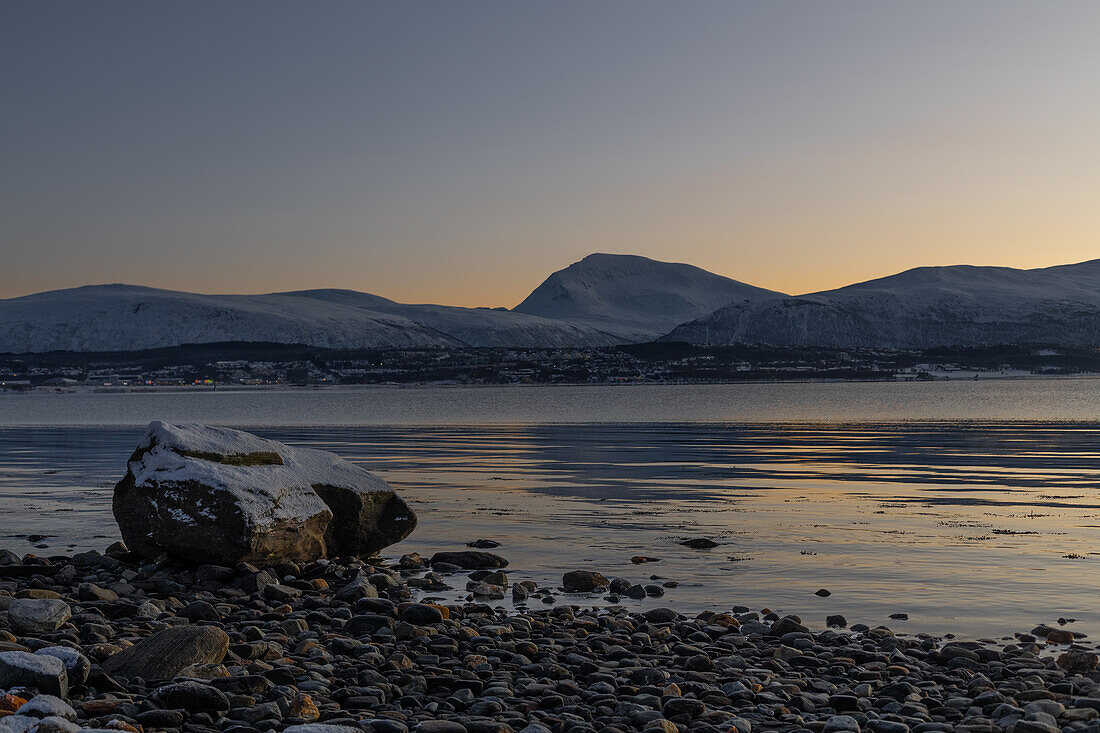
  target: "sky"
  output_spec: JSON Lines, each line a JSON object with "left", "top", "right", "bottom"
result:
{"left": 3, "top": 1, "right": 1100, "bottom": 306}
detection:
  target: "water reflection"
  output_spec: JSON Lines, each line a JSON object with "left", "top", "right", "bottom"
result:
{"left": 1, "top": 421, "right": 1099, "bottom": 638}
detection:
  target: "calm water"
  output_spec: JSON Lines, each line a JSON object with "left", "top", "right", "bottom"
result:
{"left": 2, "top": 380, "right": 1100, "bottom": 640}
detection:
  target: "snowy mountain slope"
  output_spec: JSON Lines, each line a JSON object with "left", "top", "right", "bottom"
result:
{"left": 513, "top": 253, "right": 784, "bottom": 340}
{"left": 663, "top": 259, "right": 1100, "bottom": 348}
{"left": 0, "top": 284, "right": 622, "bottom": 354}
{"left": 0, "top": 285, "right": 460, "bottom": 353}
{"left": 279, "top": 289, "right": 624, "bottom": 347}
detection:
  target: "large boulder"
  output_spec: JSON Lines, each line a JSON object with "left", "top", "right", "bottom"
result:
{"left": 113, "top": 422, "right": 416, "bottom": 566}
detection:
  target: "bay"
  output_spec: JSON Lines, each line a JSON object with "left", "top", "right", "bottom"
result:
{"left": 2, "top": 378, "right": 1100, "bottom": 639}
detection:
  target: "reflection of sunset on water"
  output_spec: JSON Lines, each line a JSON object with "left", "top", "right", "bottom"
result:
{"left": 4, "top": 387, "right": 1100, "bottom": 639}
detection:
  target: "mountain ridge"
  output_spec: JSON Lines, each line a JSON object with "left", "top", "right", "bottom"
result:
{"left": 8, "top": 255, "right": 1100, "bottom": 354}
{"left": 664, "top": 258, "right": 1100, "bottom": 348}
{"left": 0, "top": 283, "right": 622, "bottom": 354}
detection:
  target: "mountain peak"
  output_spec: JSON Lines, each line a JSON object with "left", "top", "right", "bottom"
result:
{"left": 514, "top": 254, "right": 783, "bottom": 341}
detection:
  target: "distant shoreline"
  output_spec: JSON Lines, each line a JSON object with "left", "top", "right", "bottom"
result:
{"left": 5, "top": 370, "right": 1100, "bottom": 396}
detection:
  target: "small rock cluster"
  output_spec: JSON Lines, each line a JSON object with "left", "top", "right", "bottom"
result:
{"left": 3, "top": 544, "right": 1100, "bottom": 733}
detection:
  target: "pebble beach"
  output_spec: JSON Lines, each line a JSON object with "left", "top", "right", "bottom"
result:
{"left": 3, "top": 544, "right": 1100, "bottom": 733}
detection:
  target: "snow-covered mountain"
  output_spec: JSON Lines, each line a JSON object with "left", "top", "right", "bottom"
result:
{"left": 663, "top": 259, "right": 1100, "bottom": 348}
{"left": 0, "top": 284, "right": 622, "bottom": 353}
{"left": 513, "top": 253, "right": 783, "bottom": 341}
{"left": 12, "top": 256, "right": 1100, "bottom": 354}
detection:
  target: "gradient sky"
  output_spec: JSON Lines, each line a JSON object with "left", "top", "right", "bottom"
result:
{"left": 3, "top": 1, "right": 1100, "bottom": 306}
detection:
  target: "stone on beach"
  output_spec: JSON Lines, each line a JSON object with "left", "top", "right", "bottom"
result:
{"left": 112, "top": 421, "right": 416, "bottom": 565}
{"left": 14, "top": 695, "right": 76, "bottom": 721}
{"left": 101, "top": 625, "right": 229, "bottom": 681}
{"left": 33, "top": 648, "right": 90, "bottom": 686}
{"left": 400, "top": 603, "right": 446, "bottom": 625}
{"left": 0, "top": 651, "right": 68, "bottom": 697}
{"left": 428, "top": 551, "right": 508, "bottom": 569}
{"left": 5, "top": 599, "right": 70, "bottom": 635}
{"left": 150, "top": 680, "right": 230, "bottom": 716}
{"left": 1057, "top": 648, "right": 1098, "bottom": 673}
{"left": 561, "top": 570, "right": 609, "bottom": 592}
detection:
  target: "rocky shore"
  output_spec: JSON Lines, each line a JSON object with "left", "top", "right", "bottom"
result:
{"left": 2, "top": 544, "right": 1100, "bottom": 733}
{"left": 4, "top": 423, "right": 1098, "bottom": 733}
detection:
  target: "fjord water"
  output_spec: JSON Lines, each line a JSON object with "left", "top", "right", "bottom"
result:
{"left": 2, "top": 379, "right": 1100, "bottom": 639}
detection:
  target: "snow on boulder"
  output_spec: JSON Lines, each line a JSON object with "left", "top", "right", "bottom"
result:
{"left": 14, "top": 695, "right": 77, "bottom": 721}
{"left": 0, "top": 651, "right": 68, "bottom": 697}
{"left": 33, "top": 647, "right": 90, "bottom": 685}
{"left": 113, "top": 422, "right": 416, "bottom": 566}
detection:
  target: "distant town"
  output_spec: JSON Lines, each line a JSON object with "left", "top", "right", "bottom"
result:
{"left": 1, "top": 341, "right": 1098, "bottom": 392}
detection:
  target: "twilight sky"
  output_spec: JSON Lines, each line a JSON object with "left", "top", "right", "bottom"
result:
{"left": 3, "top": 1, "right": 1100, "bottom": 306}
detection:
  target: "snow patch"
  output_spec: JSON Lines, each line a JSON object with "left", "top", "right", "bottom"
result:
{"left": 128, "top": 422, "right": 393, "bottom": 528}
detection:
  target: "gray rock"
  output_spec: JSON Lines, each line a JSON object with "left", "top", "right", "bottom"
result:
{"left": 6, "top": 599, "right": 71, "bottom": 635}
{"left": 823, "top": 715, "right": 861, "bottom": 732}
{"left": 226, "top": 701, "right": 283, "bottom": 723}
{"left": 663, "top": 697, "right": 705, "bottom": 718}
{"left": 866, "top": 722, "right": 909, "bottom": 733}
{"left": 76, "top": 583, "right": 118, "bottom": 602}
{"left": 28, "top": 716, "right": 79, "bottom": 733}
{"left": 642, "top": 607, "right": 678, "bottom": 623}
{"left": 334, "top": 576, "right": 379, "bottom": 601}
{"left": 14, "top": 695, "right": 76, "bottom": 721}
{"left": 728, "top": 718, "right": 753, "bottom": 733}
{"left": 179, "top": 599, "right": 220, "bottom": 621}
{"left": 236, "top": 569, "right": 277, "bottom": 594}
{"left": 33, "top": 647, "right": 90, "bottom": 685}
{"left": 102, "top": 625, "right": 229, "bottom": 680}
{"left": 364, "top": 723, "right": 410, "bottom": 733}
{"left": 1010, "top": 721, "right": 1058, "bottom": 733}
{"left": 134, "top": 601, "right": 161, "bottom": 618}
{"left": 264, "top": 583, "right": 301, "bottom": 603}
{"left": 0, "top": 716, "right": 38, "bottom": 733}
{"left": 113, "top": 421, "right": 415, "bottom": 566}
{"left": 150, "top": 680, "right": 231, "bottom": 716}
{"left": 414, "top": 723, "right": 468, "bottom": 733}
{"left": 0, "top": 651, "right": 68, "bottom": 697}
